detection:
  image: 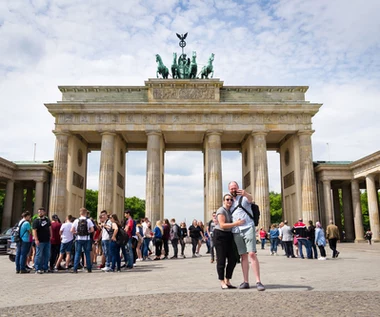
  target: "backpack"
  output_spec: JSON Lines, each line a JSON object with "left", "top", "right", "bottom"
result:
{"left": 232, "top": 196, "right": 260, "bottom": 227}
{"left": 11, "top": 220, "right": 26, "bottom": 243}
{"left": 116, "top": 226, "right": 129, "bottom": 246}
{"left": 131, "top": 220, "right": 137, "bottom": 236}
{"left": 77, "top": 218, "right": 89, "bottom": 236}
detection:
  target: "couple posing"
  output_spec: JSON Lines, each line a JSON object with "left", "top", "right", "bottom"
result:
{"left": 213, "top": 181, "right": 265, "bottom": 291}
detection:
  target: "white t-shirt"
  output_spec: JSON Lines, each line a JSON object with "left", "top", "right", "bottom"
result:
{"left": 101, "top": 219, "right": 112, "bottom": 241}
{"left": 142, "top": 221, "right": 148, "bottom": 235}
{"left": 72, "top": 217, "right": 94, "bottom": 241}
{"left": 60, "top": 222, "right": 74, "bottom": 243}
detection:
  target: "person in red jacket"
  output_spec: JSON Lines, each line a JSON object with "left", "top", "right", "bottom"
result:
{"left": 259, "top": 228, "right": 267, "bottom": 250}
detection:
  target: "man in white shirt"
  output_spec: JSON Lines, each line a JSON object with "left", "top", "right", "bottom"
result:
{"left": 71, "top": 208, "right": 94, "bottom": 273}
{"left": 99, "top": 210, "right": 112, "bottom": 272}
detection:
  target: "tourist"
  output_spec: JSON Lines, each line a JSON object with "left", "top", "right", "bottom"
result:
{"left": 49, "top": 214, "right": 62, "bottom": 271}
{"left": 214, "top": 194, "right": 245, "bottom": 289}
{"left": 292, "top": 218, "right": 312, "bottom": 259}
{"left": 365, "top": 230, "right": 373, "bottom": 245}
{"left": 153, "top": 220, "right": 163, "bottom": 260}
{"left": 207, "top": 212, "right": 217, "bottom": 263}
{"left": 280, "top": 220, "right": 295, "bottom": 258}
{"left": 169, "top": 218, "right": 180, "bottom": 259}
{"left": 143, "top": 221, "right": 153, "bottom": 260}
{"left": 196, "top": 221, "right": 205, "bottom": 255}
{"left": 162, "top": 218, "right": 170, "bottom": 259}
{"left": 91, "top": 220, "right": 101, "bottom": 266}
{"left": 259, "top": 227, "right": 267, "bottom": 250}
{"left": 54, "top": 215, "right": 74, "bottom": 271}
{"left": 307, "top": 220, "right": 318, "bottom": 259}
{"left": 108, "top": 214, "right": 122, "bottom": 272}
{"left": 33, "top": 207, "right": 52, "bottom": 274}
{"left": 326, "top": 220, "right": 340, "bottom": 258}
{"left": 228, "top": 181, "right": 265, "bottom": 291}
{"left": 135, "top": 219, "right": 144, "bottom": 261}
{"left": 99, "top": 210, "right": 112, "bottom": 271}
{"left": 179, "top": 222, "right": 187, "bottom": 258}
{"left": 15, "top": 211, "right": 32, "bottom": 274}
{"left": 188, "top": 219, "right": 202, "bottom": 258}
{"left": 71, "top": 207, "right": 94, "bottom": 273}
{"left": 269, "top": 224, "right": 280, "bottom": 255}
{"left": 315, "top": 222, "right": 327, "bottom": 260}
{"left": 122, "top": 210, "right": 135, "bottom": 269}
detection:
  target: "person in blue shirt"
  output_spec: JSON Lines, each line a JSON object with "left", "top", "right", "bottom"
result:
{"left": 269, "top": 224, "right": 280, "bottom": 255}
{"left": 15, "top": 211, "right": 32, "bottom": 273}
{"left": 153, "top": 221, "right": 163, "bottom": 260}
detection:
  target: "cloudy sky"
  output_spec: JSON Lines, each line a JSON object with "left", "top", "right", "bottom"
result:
{"left": 1, "top": 0, "right": 379, "bottom": 224}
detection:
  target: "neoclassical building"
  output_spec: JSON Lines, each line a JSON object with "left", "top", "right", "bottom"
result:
{"left": 0, "top": 79, "right": 379, "bottom": 242}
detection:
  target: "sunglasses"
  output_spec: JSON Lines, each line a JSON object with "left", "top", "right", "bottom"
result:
{"left": 225, "top": 198, "right": 233, "bottom": 201}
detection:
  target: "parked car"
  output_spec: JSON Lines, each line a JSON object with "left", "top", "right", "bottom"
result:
{"left": 7, "top": 239, "right": 16, "bottom": 262}
{"left": 0, "top": 228, "right": 12, "bottom": 255}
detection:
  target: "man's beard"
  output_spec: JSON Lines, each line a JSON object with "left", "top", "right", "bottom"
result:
{"left": 231, "top": 191, "right": 237, "bottom": 197}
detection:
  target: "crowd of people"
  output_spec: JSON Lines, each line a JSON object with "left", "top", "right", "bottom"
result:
{"left": 12, "top": 180, "right": 344, "bottom": 292}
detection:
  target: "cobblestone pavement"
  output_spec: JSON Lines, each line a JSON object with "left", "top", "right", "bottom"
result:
{"left": 1, "top": 243, "right": 379, "bottom": 316}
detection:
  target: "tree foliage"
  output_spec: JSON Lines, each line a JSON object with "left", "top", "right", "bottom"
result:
{"left": 85, "top": 189, "right": 98, "bottom": 219}
{"left": 124, "top": 196, "right": 146, "bottom": 220}
{"left": 269, "top": 191, "right": 282, "bottom": 225}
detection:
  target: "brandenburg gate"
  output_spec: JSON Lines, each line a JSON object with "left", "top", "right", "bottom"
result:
{"left": 45, "top": 79, "right": 321, "bottom": 230}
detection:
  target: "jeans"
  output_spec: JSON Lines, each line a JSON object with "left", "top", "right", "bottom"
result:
{"left": 261, "top": 238, "right": 266, "bottom": 249}
{"left": 127, "top": 239, "right": 134, "bottom": 267}
{"left": 310, "top": 241, "right": 318, "bottom": 259}
{"left": 283, "top": 241, "right": 295, "bottom": 257}
{"left": 15, "top": 241, "right": 31, "bottom": 271}
{"left": 163, "top": 238, "right": 169, "bottom": 257}
{"left": 74, "top": 240, "right": 92, "bottom": 271}
{"left": 270, "top": 238, "right": 278, "bottom": 253}
{"left": 35, "top": 242, "right": 51, "bottom": 271}
{"left": 171, "top": 238, "right": 179, "bottom": 257}
{"left": 179, "top": 238, "right": 186, "bottom": 256}
{"left": 143, "top": 238, "right": 150, "bottom": 257}
{"left": 298, "top": 238, "right": 312, "bottom": 259}
{"left": 101, "top": 240, "right": 111, "bottom": 267}
{"left": 110, "top": 241, "right": 121, "bottom": 270}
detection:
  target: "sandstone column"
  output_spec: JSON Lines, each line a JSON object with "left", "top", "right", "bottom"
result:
{"left": 323, "top": 180, "right": 333, "bottom": 226}
{"left": 49, "top": 132, "right": 69, "bottom": 220}
{"left": 12, "top": 183, "right": 24, "bottom": 224}
{"left": 34, "top": 180, "right": 45, "bottom": 214}
{"left": 252, "top": 132, "right": 270, "bottom": 231}
{"left": 366, "top": 174, "right": 380, "bottom": 242}
{"left": 342, "top": 182, "right": 355, "bottom": 241}
{"left": 25, "top": 187, "right": 34, "bottom": 214}
{"left": 2, "top": 180, "right": 14, "bottom": 231}
{"left": 205, "top": 131, "right": 223, "bottom": 219}
{"left": 145, "top": 131, "right": 163, "bottom": 226}
{"left": 298, "top": 131, "right": 318, "bottom": 222}
{"left": 351, "top": 179, "right": 365, "bottom": 242}
{"left": 332, "top": 188, "right": 343, "bottom": 238}
{"left": 98, "top": 132, "right": 116, "bottom": 218}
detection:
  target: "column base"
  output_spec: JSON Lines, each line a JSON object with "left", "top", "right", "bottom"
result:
{"left": 371, "top": 238, "right": 380, "bottom": 243}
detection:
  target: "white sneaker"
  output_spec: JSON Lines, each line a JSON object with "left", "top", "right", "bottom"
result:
{"left": 321, "top": 257, "right": 327, "bottom": 260}
{"left": 101, "top": 267, "right": 111, "bottom": 272}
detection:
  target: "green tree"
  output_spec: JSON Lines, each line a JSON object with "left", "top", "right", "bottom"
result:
{"left": 85, "top": 189, "right": 98, "bottom": 219}
{"left": 361, "top": 190, "right": 370, "bottom": 231}
{"left": 269, "top": 191, "right": 282, "bottom": 224}
{"left": 125, "top": 196, "right": 145, "bottom": 220}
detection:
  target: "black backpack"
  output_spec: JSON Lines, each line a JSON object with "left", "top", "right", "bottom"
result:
{"left": 232, "top": 196, "right": 261, "bottom": 227}
{"left": 116, "top": 226, "right": 129, "bottom": 246}
{"left": 11, "top": 220, "right": 26, "bottom": 243}
{"left": 77, "top": 219, "right": 89, "bottom": 236}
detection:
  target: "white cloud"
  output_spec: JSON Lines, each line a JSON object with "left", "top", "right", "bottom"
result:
{"left": 0, "top": 0, "right": 379, "bottom": 223}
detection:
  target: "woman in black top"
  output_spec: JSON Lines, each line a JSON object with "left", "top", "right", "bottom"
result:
{"left": 214, "top": 194, "right": 244, "bottom": 289}
{"left": 188, "top": 220, "right": 203, "bottom": 257}
{"left": 179, "top": 222, "right": 187, "bottom": 258}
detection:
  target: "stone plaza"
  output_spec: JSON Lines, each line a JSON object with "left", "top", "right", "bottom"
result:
{"left": 0, "top": 243, "right": 379, "bottom": 316}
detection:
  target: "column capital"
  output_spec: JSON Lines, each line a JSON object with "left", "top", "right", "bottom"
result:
{"left": 322, "top": 179, "right": 331, "bottom": 185}
{"left": 206, "top": 130, "right": 223, "bottom": 137}
{"left": 100, "top": 131, "right": 116, "bottom": 137}
{"left": 297, "top": 129, "right": 315, "bottom": 136}
{"left": 251, "top": 130, "right": 269, "bottom": 137}
{"left": 146, "top": 130, "right": 162, "bottom": 137}
{"left": 53, "top": 130, "right": 71, "bottom": 137}
{"left": 366, "top": 173, "right": 376, "bottom": 181}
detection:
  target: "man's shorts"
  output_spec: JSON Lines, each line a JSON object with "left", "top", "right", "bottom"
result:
{"left": 233, "top": 226, "right": 256, "bottom": 255}
{"left": 60, "top": 240, "right": 73, "bottom": 254}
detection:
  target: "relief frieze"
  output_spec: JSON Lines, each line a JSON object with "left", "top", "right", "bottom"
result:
{"left": 152, "top": 88, "right": 215, "bottom": 100}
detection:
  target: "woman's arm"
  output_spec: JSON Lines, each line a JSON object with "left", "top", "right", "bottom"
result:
{"left": 217, "top": 214, "right": 244, "bottom": 230}
{"left": 111, "top": 223, "right": 118, "bottom": 241}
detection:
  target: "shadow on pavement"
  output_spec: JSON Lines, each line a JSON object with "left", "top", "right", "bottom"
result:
{"left": 264, "top": 284, "right": 313, "bottom": 291}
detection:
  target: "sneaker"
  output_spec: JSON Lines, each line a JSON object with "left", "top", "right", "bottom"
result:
{"left": 270, "top": 252, "right": 273, "bottom": 255}
{"left": 336, "top": 251, "right": 340, "bottom": 258}
{"left": 192, "top": 254, "right": 197, "bottom": 258}
{"left": 320, "top": 257, "right": 327, "bottom": 260}
{"left": 239, "top": 282, "right": 250, "bottom": 289}
{"left": 163, "top": 256, "right": 168, "bottom": 260}
{"left": 16, "top": 270, "right": 20, "bottom": 274}
{"left": 170, "top": 256, "right": 177, "bottom": 259}
{"left": 20, "top": 270, "right": 30, "bottom": 274}
{"left": 87, "top": 269, "right": 92, "bottom": 273}
{"left": 102, "top": 267, "right": 112, "bottom": 272}
{"left": 256, "top": 282, "right": 265, "bottom": 291}
{"left": 71, "top": 269, "right": 78, "bottom": 274}
{"left": 53, "top": 267, "right": 59, "bottom": 272}
{"left": 36, "top": 270, "right": 43, "bottom": 274}
{"left": 97, "top": 264, "right": 105, "bottom": 269}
